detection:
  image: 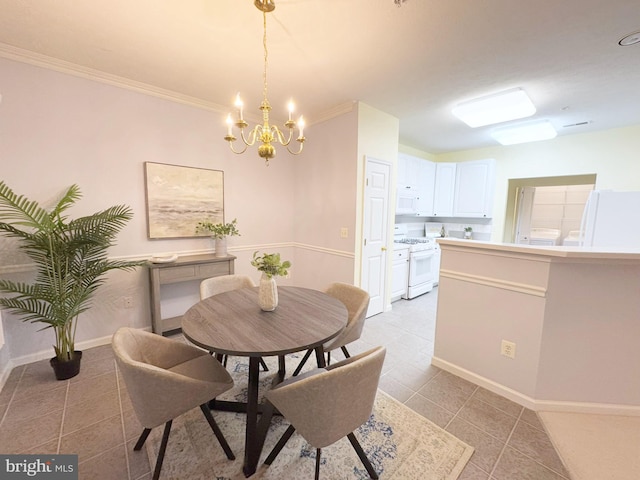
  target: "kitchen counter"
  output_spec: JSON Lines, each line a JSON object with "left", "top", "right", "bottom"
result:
{"left": 433, "top": 239, "right": 640, "bottom": 415}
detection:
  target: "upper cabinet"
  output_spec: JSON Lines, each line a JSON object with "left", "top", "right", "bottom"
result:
{"left": 397, "top": 153, "right": 433, "bottom": 215}
{"left": 432, "top": 163, "right": 457, "bottom": 217}
{"left": 415, "top": 160, "right": 436, "bottom": 216}
{"left": 396, "top": 155, "right": 496, "bottom": 218}
{"left": 453, "top": 159, "right": 496, "bottom": 218}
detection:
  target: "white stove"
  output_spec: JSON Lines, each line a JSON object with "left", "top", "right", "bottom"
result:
{"left": 393, "top": 224, "right": 435, "bottom": 298}
{"left": 394, "top": 236, "right": 435, "bottom": 252}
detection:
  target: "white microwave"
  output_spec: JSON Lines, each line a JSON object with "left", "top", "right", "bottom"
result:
{"left": 396, "top": 188, "right": 419, "bottom": 214}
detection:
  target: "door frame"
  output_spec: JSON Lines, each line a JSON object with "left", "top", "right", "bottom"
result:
{"left": 360, "top": 156, "right": 393, "bottom": 316}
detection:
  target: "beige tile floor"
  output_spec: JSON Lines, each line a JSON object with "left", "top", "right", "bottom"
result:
{"left": 0, "top": 287, "right": 571, "bottom": 479}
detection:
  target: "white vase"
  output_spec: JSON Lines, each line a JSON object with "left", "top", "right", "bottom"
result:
{"left": 258, "top": 273, "right": 278, "bottom": 311}
{"left": 214, "top": 237, "right": 227, "bottom": 257}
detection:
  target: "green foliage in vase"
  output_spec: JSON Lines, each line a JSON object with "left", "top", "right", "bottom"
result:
{"left": 0, "top": 181, "right": 144, "bottom": 362}
{"left": 196, "top": 218, "right": 240, "bottom": 239}
{"left": 251, "top": 251, "right": 291, "bottom": 278}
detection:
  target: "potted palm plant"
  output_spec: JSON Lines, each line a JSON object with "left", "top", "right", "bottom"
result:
{"left": 0, "top": 182, "right": 143, "bottom": 380}
{"left": 250, "top": 251, "right": 291, "bottom": 311}
{"left": 196, "top": 218, "right": 240, "bottom": 257}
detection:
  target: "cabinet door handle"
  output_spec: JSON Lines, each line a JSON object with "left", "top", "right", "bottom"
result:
{"left": 381, "top": 246, "right": 387, "bottom": 251}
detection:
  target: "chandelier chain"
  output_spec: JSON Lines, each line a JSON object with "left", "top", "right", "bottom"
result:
{"left": 262, "top": 9, "right": 268, "bottom": 104}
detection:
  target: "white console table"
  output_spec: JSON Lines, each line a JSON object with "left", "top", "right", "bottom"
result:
{"left": 147, "top": 253, "right": 236, "bottom": 335}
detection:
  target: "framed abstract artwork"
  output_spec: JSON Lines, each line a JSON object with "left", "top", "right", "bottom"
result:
{"left": 144, "top": 162, "right": 224, "bottom": 239}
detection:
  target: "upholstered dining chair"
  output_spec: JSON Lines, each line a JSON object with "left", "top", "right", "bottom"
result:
{"left": 199, "top": 274, "right": 269, "bottom": 371}
{"left": 112, "top": 327, "right": 235, "bottom": 480}
{"left": 264, "top": 346, "right": 386, "bottom": 479}
{"left": 292, "top": 282, "right": 370, "bottom": 376}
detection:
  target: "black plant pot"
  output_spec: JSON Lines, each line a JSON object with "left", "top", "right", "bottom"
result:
{"left": 50, "top": 351, "right": 83, "bottom": 380}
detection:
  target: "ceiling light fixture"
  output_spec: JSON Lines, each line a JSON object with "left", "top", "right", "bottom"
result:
{"left": 618, "top": 30, "right": 640, "bottom": 46}
{"left": 452, "top": 88, "right": 536, "bottom": 128}
{"left": 224, "top": 0, "right": 305, "bottom": 165}
{"left": 491, "top": 120, "right": 557, "bottom": 146}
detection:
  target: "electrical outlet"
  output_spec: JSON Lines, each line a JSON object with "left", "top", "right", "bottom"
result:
{"left": 340, "top": 227, "right": 348, "bottom": 238}
{"left": 123, "top": 296, "right": 134, "bottom": 309}
{"left": 501, "top": 340, "right": 516, "bottom": 359}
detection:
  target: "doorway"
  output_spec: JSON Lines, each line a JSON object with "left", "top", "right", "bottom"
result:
{"left": 361, "top": 157, "right": 392, "bottom": 317}
{"left": 505, "top": 174, "right": 597, "bottom": 244}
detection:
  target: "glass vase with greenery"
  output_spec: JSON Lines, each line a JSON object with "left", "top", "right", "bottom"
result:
{"left": 196, "top": 218, "right": 240, "bottom": 239}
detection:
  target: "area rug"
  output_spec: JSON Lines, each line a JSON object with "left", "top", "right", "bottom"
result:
{"left": 146, "top": 355, "right": 474, "bottom": 479}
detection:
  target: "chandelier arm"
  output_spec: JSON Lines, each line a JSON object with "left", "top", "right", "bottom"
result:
{"left": 271, "top": 126, "right": 292, "bottom": 146}
{"left": 227, "top": 141, "right": 250, "bottom": 155}
{"left": 239, "top": 126, "right": 261, "bottom": 147}
{"left": 285, "top": 141, "right": 305, "bottom": 155}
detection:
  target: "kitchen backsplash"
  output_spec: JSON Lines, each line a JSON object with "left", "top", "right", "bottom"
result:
{"left": 396, "top": 219, "right": 492, "bottom": 241}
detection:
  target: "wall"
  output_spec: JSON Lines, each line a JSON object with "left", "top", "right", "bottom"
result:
{"left": 434, "top": 125, "right": 640, "bottom": 240}
{"left": 0, "top": 57, "right": 361, "bottom": 377}
{"left": 292, "top": 104, "right": 360, "bottom": 289}
{"left": 355, "top": 103, "right": 400, "bottom": 293}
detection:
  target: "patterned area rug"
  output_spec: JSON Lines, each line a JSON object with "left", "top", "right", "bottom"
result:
{"left": 146, "top": 355, "right": 473, "bottom": 480}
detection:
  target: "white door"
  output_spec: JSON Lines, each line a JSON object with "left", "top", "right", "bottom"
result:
{"left": 362, "top": 157, "right": 391, "bottom": 317}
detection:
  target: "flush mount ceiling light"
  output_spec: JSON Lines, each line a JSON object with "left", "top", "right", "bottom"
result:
{"left": 452, "top": 88, "right": 536, "bottom": 128}
{"left": 491, "top": 120, "right": 557, "bottom": 146}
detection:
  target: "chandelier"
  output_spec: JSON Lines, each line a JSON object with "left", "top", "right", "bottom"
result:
{"left": 224, "top": 0, "right": 306, "bottom": 165}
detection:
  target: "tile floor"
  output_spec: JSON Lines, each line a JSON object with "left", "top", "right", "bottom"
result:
{"left": 0, "top": 287, "right": 571, "bottom": 479}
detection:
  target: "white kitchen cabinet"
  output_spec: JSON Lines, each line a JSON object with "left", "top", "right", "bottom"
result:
{"left": 432, "top": 163, "right": 457, "bottom": 217}
{"left": 453, "top": 158, "right": 496, "bottom": 218}
{"left": 415, "top": 160, "right": 436, "bottom": 216}
{"left": 397, "top": 153, "right": 420, "bottom": 189}
{"left": 391, "top": 247, "right": 409, "bottom": 301}
{"left": 397, "top": 154, "right": 435, "bottom": 216}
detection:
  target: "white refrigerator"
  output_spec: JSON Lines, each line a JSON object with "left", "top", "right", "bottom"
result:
{"left": 580, "top": 190, "right": 640, "bottom": 248}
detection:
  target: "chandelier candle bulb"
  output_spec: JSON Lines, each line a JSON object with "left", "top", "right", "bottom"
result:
{"left": 226, "top": 114, "right": 233, "bottom": 136}
{"left": 288, "top": 99, "right": 294, "bottom": 121}
{"left": 298, "top": 116, "right": 305, "bottom": 138}
{"left": 235, "top": 93, "right": 244, "bottom": 120}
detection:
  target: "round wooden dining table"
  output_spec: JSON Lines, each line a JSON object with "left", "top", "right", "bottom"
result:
{"left": 181, "top": 286, "right": 347, "bottom": 477}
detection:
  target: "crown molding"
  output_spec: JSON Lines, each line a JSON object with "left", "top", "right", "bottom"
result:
{"left": 0, "top": 42, "right": 227, "bottom": 113}
{"left": 0, "top": 43, "right": 355, "bottom": 126}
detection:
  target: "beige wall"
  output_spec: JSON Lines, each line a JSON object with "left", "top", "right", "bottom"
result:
{"left": 431, "top": 125, "right": 640, "bottom": 240}
{"left": 0, "top": 58, "right": 363, "bottom": 369}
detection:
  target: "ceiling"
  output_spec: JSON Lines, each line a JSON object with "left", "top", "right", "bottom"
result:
{"left": 1, "top": 0, "right": 639, "bottom": 154}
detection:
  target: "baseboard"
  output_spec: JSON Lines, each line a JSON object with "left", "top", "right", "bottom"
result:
{"left": 431, "top": 356, "right": 640, "bottom": 416}
{"left": 6, "top": 326, "right": 153, "bottom": 368}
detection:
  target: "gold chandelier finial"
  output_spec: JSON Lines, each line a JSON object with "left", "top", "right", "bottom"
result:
{"left": 224, "top": 0, "right": 306, "bottom": 165}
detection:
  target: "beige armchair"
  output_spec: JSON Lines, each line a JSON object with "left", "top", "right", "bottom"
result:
{"left": 199, "top": 274, "right": 269, "bottom": 371}
{"left": 200, "top": 273, "right": 255, "bottom": 299}
{"left": 265, "top": 346, "right": 386, "bottom": 479}
{"left": 112, "top": 327, "right": 235, "bottom": 480}
{"left": 293, "top": 282, "right": 370, "bottom": 376}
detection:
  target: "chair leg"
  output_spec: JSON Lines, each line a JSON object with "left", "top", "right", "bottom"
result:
{"left": 260, "top": 357, "right": 269, "bottom": 371}
{"left": 341, "top": 346, "right": 351, "bottom": 358}
{"left": 264, "top": 424, "right": 296, "bottom": 465}
{"left": 200, "top": 404, "right": 235, "bottom": 460}
{"left": 152, "top": 420, "right": 172, "bottom": 480}
{"left": 292, "top": 349, "right": 313, "bottom": 376}
{"left": 347, "top": 432, "right": 378, "bottom": 480}
{"left": 326, "top": 351, "right": 331, "bottom": 366}
{"left": 133, "top": 428, "right": 152, "bottom": 450}
{"left": 315, "top": 448, "right": 322, "bottom": 480}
